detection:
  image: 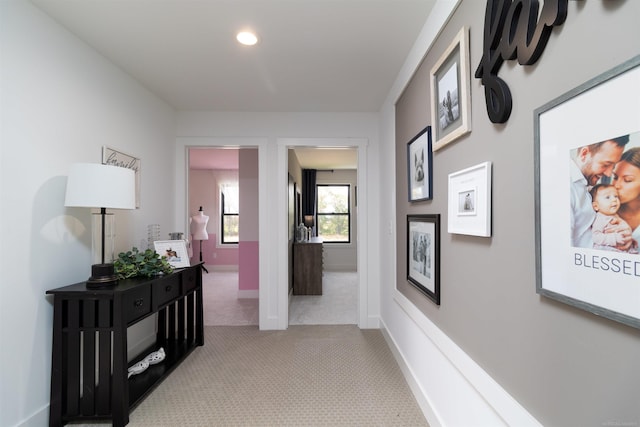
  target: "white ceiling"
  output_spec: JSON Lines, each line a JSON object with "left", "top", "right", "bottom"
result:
{"left": 31, "top": 0, "right": 437, "bottom": 169}
{"left": 31, "top": 0, "right": 437, "bottom": 113}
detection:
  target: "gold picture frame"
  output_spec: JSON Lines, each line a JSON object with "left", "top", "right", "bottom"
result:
{"left": 430, "top": 27, "right": 472, "bottom": 151}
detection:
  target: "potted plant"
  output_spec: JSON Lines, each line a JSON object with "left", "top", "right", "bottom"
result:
{"left": 114, "top": 247, "right": 173, "bottom": 279}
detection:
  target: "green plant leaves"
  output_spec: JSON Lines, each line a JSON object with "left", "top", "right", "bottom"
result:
{"left": 114, "top": 247, "right": 173, "bottom": 279}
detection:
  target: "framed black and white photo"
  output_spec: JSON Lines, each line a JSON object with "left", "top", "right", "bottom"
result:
{"left": 407, "top": 214, "right": 440, "bottom": 305}
{"left": 154, "top": 240, "right": 190, "bottom": 268}
{"left": 448, "top": 161, "right": 491, "bottom": 237}
{"left": 430, "top": 26, "right": 471, "bottom": 151}
{"left": 535, "top": 55, "right": 640, "bottom": 329}
{"left": 407, "top": 126, "right": 433, "bottom": 202}
{"left": 102, "top": 146, "right": 141, "bottom": 208}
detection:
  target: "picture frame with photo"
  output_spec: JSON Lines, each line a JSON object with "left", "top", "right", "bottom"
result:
{"left": 154, "top": 240, "right": 190, "bottom": 268}
{"left": 407, "top": 214, "right": 441, "bottom": 305}
{"left": 407, "top": 126, "right": 433, "bottom": 202}
{"left": 534, "top": 55, "right": 640, "bottom": 329}
{"left": 430, "top": 26, "right": 471, "bottom": 151}
{"left": 448, "top": 161, "right": 492, "bottom": 237}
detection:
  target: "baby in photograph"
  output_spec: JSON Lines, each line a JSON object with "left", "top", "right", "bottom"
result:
{"left": 590, "top": 184, "right": 637, "bottom": 253}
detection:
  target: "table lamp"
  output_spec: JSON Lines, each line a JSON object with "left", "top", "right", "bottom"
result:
{"left": 65, "top": 163, "right": 136, "bottom": 287}
{"left": 304, "top": 215, "right": 315, "bottom": 240}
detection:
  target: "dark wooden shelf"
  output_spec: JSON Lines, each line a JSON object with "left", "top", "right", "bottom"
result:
{"left": 47, "top": 264, "right": 204, "bottom": 427}
{"left": 293, "top": 237, "right": 323, "bottom": 295}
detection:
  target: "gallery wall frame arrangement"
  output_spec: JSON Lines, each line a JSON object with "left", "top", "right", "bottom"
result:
{"left": 102, "top": 146, "right": 141, "bottom": 208}
{"left": 430, "top": 26, "right": 471, "bottom": 151}
{"left": 407, "top": 214, "right": 441, "bottom": 305}
{"left": 534, "top": 54, "right": 640, "bottom": 329}
{"left": 154, "top": 240, "right": 190, "bottom": 268}
{"left": 447, "top": 161, "right": 492, "bottom": 237}
{"left": 407, "top": 126, "right": 433, "bottom": 202}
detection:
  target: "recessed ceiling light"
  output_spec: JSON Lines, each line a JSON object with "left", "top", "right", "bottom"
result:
{"left": 236, "top": 31, "right": 258, "bottom": 46}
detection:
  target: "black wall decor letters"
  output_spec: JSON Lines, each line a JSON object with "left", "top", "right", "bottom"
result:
{"left": 475, "top": 0, "right": 569, "bottom": 123}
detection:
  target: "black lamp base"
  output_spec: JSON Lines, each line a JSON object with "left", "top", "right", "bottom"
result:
{"left": 86, "top": 263, "right": 119, "bottom": 288}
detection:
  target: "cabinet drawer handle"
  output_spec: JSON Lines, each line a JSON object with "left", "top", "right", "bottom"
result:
{"left": 165, "top": 285, "right": 172, "bottom": 292}
{"left": 134, "top": 298, "right": 144, "bottom": 307}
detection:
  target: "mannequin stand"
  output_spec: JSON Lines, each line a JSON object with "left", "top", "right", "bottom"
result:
{"left": 199, "top": 240, "right": 208, "bottom": 274}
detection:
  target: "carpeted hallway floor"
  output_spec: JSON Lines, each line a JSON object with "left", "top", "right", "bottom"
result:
{"left": 203, "top": 270, "right": 358, "bottom": 326}
{"left": 69, "top": 272, "right": 428, "bottom": 426}
{"left": 71, "top": 325, "right": 428, "bottom": 426}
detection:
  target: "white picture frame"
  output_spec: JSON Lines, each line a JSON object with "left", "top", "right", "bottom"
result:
{"left": 154, "top": 240, "right": 190, "bottom": 268}
{"left": 448, "top": 161, "right": 492, "bottom": 237}
{"left": 430, "top": 26, "right": 472, "bottom": 151}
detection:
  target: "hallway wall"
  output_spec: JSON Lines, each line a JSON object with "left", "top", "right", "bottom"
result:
{"left": 382, "top": 1, "right": 640, "bottom": 426}
{"left": 1, "top": 2, "right": 177, "bottom": 425}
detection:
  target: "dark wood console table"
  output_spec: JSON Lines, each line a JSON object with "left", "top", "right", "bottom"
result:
{"left": 293, "top": 237, "right": 323, "bottom": 295}
{"left": 47, "top": 263, "right": 204, "bottom": 427}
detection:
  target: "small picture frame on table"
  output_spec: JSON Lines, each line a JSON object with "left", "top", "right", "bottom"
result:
{"left": 154, "top": 240, "right": 190, "bottom": 268}
{"left": 407, "top": 214, "right": 441, "bottom": 305}
{"left": 447, "top": 161, "right": 492, "bottom": 237}
{"left": 430, "top": 26, "right": 471, "bottom": 151}
{"left": 407, "top": 126, "right": 433, "bottom": 202}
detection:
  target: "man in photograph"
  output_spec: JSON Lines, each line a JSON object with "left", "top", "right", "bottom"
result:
{"left": 570, "top": 135, "right": 629, "bottom": 248}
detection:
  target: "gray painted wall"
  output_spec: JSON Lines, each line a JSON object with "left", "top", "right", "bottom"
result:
{"left": 395, "top": 1, "right": 640, "bottom": 425}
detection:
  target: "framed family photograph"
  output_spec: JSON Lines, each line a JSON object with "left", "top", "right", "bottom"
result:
{"left": 430, "top": 26, "right": 471, "bottom": 151}
{"left": 447, "top": 161, "right": 492, "bottom": 237}
{"left": 102, "top": 146, "right": 141, "bottom": 208}
{"left": 534, "top": 55, "right": 640, "bottom": 329}
{"left": 154, "top": 240, "right": 190, "bottom": 268}
{"left": 407, "top": 126, "right": 433, "bottom": 202}
{"left": 407, "top": 214, "right": 441, "bottom": 305}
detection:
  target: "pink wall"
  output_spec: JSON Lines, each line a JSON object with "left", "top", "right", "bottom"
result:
{"left": 238, "top": 149, "right": 259, "bottom": 291}
{"left": 190, "top": 233, "right": 239, "bottom": 266}
{"left": 238, "top": 241, "right": 259, "bottom": 291}
{"left": 188, "top": 148, "right": 258, "bottom": 292}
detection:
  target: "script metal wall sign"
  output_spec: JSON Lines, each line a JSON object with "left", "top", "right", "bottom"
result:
{"left": 475, "top": 0, "right": 569, "bottom": 123}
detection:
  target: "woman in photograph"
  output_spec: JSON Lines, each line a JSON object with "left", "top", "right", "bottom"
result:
{"left": 614, "top": 147, "right": 640, "bottom": 251}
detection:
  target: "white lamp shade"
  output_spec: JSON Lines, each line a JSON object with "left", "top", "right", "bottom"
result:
{"left": 65, "top": 163, "right": 136, "bottom": 209}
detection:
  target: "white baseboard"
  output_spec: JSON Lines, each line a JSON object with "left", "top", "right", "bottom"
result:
{"left": 15, "top": 404, "right": 49, "bottom": 427}
{"left": 380, "top": 323, "right": 441, "bottom": 426}
{"left": 238, "top": 289, "right": 258, "bottom": 299}
{"left": 382, "top": 291, "right": 542, "bottom": 427}
{"left": 209, "top": 264, "right": 238, "bottom": 272}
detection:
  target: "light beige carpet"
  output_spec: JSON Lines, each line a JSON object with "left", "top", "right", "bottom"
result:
{"left": 203, "top": 270, "right": 358, "bottom": 326}
{"left": 70, "top": 325, "right": 428, "bottom": 426}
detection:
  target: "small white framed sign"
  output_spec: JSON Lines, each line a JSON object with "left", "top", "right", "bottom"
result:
{"left": 102, "top": 146, "right": 141, "bottom": 208}
{"left": 447, "top": 161, "right": 492, "bottom": 237}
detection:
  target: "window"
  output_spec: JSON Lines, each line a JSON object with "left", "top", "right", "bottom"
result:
{"left": 316, "top": 184, "right": 350, "bottom": 243}
{"left": 220, "top": 183, "right": 239, "bottom": 244}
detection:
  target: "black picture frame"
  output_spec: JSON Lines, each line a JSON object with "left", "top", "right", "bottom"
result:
{"left": 407, "top": 126, "right": 433, "bottom": 202}
{"left": 407, "top": 214, "right": 441, "bottom": 305}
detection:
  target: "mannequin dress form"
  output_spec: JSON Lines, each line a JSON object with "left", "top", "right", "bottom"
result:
{"left": 191, "top": 207, "right": 209, "bottom": 273}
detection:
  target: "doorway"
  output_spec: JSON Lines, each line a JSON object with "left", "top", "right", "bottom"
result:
{"left": 279, "top": 139, "right": 369, "bottom": 328}
{"left": 287, "top": 148, "right": 358, "bottom": 325}
{"left": 188, "top": 147, "right": 259, "bottom": 326}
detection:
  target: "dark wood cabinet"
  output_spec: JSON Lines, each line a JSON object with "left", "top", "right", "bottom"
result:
{"left": 46, "top": 264, "right": 204, "bottom": 427}
{"left": 293, "top": 237, "right": 323, "bottom": 295}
